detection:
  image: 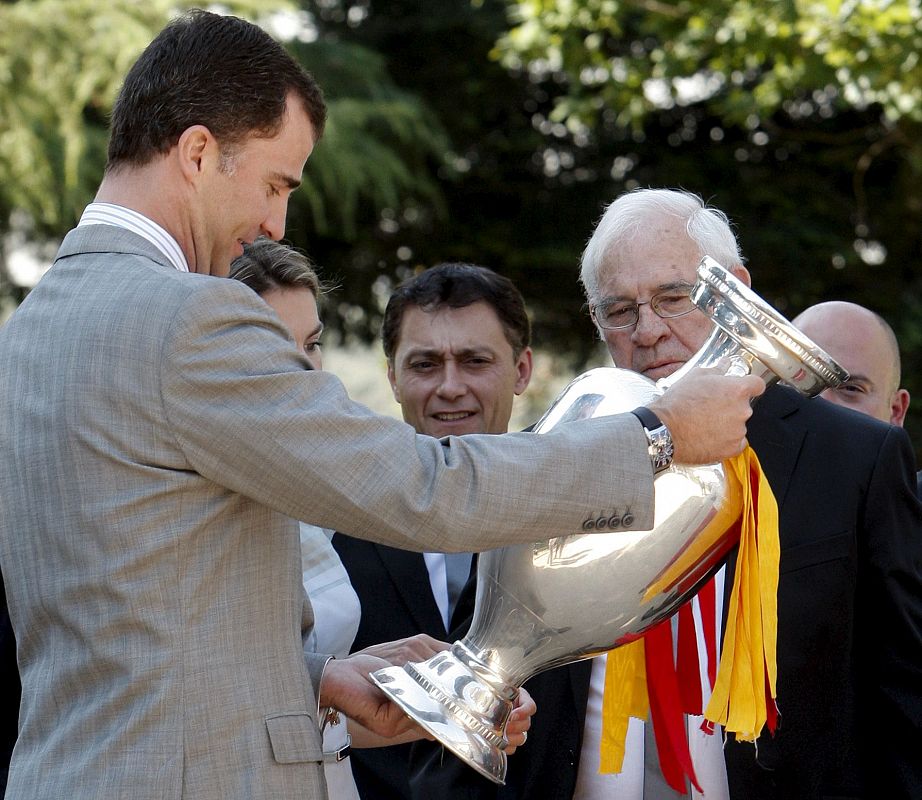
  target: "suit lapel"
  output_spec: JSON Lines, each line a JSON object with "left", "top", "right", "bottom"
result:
{"left": 746, "top": 384, "right": 808, "bottom": 511}
{"left": 375, "top": 545, "right": 447, "bottom": 636}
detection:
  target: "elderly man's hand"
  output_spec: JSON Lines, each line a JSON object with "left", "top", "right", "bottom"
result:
{"left": 649, "top": 366, "right": 765, "bottom": 464}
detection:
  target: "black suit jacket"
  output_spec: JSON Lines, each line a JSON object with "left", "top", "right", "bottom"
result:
{"left": 332, "top": 536, "right": 475, "bottom": 800}
{"left": 411, "top": 386, "right": 922, "bottom": 800}
{"left": 723, "top": 386, "right": 922, "bottom": 798}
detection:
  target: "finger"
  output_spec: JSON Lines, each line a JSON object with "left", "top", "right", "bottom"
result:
{"left": 508, "top": 690, "right": 536, "bottom": 722}
{"left": 504, "top": 728, "right": 528, "bottom": 753}
{"left": 376, "top": 707, "right": 419, "bottom": 739}
{"left": 504, "top": 708, "right": 533, "bottom": 736}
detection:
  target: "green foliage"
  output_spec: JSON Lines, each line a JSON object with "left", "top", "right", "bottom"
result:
{"left": 0, "top": 0, "right": 447, "bottom": 244}
{"left": 288, "top": 39, "right": 450, "bottom": 240}
{"left": 498, "top": 0, "right": 922, "bottom": 127}
{"left": 0, "top": 0, "right": 149, "bottom": 234}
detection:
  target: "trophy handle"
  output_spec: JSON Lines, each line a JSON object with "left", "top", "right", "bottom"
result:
{"left": 659, "top": 257, "right": 848, "bottom": 395}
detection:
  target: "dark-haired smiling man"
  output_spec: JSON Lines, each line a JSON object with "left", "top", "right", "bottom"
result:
{"left": 335, "top": 262, "right": 534, "bottom": 799}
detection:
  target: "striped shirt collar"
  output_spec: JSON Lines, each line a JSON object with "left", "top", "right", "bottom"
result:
{"left": 78, "top": 202, "right": 189, "bottom": 273}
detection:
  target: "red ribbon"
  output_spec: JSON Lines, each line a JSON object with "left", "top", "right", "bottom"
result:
{"left": 677, "top": 603, "right": 702, "bottom": 716}
{"left": 644, "top": 620, "right": 703, "bottom": 794}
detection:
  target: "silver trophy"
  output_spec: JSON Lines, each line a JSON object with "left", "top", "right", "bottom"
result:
{"left": 370, "top": 257, "right": 847, "bottom": 783}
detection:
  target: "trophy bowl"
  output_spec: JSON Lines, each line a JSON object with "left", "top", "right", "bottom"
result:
{"left": 370, "top": 257, "right": 848, "bottom": 783}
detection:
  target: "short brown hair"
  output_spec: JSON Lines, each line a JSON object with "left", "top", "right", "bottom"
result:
{"left": 382, "top": 263, "right": 531, "bottom": 361}
{"left": 107, "top": 10, "right": 326, "bottom": 171}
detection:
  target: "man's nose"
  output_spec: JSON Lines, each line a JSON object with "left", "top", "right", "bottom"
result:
{"left": 631, "top": 304, "right": 669, "bottom": 346}
{"left": 436, "top": 363, "right": 467, "bottom": 398}
{"left": 260, "top": 199, "right": 288, "bottom": 241}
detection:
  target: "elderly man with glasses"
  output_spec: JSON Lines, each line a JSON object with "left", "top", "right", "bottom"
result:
{"left": 577, "top": 190, "right": 922, "bottom": 800}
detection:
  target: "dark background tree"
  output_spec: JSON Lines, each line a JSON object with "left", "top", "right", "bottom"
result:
{"left": 288, "top": 0, "right": 611, "bottom": 362}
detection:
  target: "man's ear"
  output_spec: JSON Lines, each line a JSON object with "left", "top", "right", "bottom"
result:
{"left": 386, "top": 361, "right": 400, "bottom": 403}
{"left": 175, "top": 125, "right": 216, "bottom": 182}
{"left": 891, "top": 388, "right": 910, "bottom": 427}
{"left": 730, "top": 263, "right": 752, "bottom": 288}
{"left": 513, "top": 347, "right": 534, "bottom": 396}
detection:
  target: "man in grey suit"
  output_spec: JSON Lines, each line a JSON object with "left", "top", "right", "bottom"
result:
{"left": 0, "top": 11, "right": 764, "bottom": 800}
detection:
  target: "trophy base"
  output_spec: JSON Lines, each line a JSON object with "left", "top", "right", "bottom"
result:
{"left": 370, "top": 655, "right": 511, "bottom": 785}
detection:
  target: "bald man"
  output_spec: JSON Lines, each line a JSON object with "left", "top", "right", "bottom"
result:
{"left": 794, "top": 301, "right": 910, "bottom": 427}
{"left": 794, "top": 301, "right": 919, "bottom": 499}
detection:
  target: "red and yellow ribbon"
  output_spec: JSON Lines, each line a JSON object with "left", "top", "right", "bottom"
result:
{"left": 599, "top": 447, "right": 780, "bottom": 792}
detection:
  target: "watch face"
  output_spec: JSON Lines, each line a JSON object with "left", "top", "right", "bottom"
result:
{"left": 647, "top": 426, "right": 674, "bottom": 473}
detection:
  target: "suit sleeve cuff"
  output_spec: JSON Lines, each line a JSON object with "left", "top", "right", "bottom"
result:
{"left": 306, "top": 651, "right": 335, "bottom": 716}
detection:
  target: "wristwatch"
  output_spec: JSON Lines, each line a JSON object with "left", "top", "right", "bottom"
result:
{"left": 630, "top": 407, "right": 674, "bottom": 475}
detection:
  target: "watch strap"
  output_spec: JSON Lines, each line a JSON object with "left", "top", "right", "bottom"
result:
{"left": 630, "top": 406, "right": 665, "bottom": 431}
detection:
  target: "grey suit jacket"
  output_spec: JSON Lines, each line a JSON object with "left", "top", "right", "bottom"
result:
{"left": 0, "top": 225, "right": 654, "bottom": 800}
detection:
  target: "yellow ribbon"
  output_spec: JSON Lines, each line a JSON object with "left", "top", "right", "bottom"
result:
{"left": 705, "top": 449, "right": 779, "bottom": 738}
{"left": 600, "top": 638, "right": 648, "bottom": 772}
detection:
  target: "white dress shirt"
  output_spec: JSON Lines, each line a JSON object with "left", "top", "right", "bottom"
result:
{"left": 574, "top": 568, "right": 729, "bottom": 799}
{"left": 78, "top": 203, "right": 189, "bottom": 272}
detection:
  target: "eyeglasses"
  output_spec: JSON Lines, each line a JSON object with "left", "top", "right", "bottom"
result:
{"left": 589, "top": 287, "right": 697, "bottom": 330}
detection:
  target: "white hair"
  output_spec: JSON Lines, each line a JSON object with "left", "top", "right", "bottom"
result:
{"left": 579, "top": 188, "right": 744, "bottom": 302}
